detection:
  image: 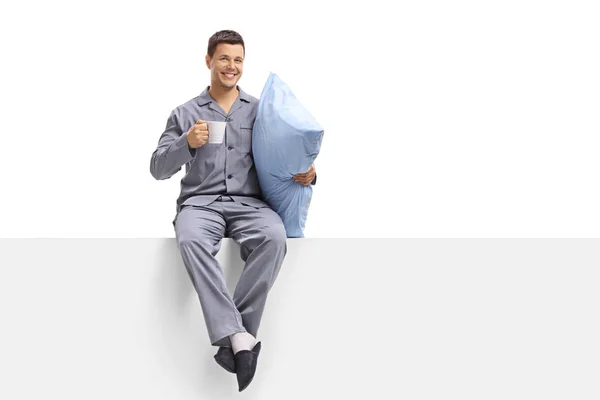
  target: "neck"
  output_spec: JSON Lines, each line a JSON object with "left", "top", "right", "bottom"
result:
{"left": 208, "top": 84, "right": 239, "bottom": 103}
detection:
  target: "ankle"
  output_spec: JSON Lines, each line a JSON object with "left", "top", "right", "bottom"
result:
{"left": 230, "top": 332, "right": 257, "bottom": 354}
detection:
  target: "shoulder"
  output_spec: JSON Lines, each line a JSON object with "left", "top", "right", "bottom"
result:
{"left": 164, "top": 94, "right": 207, "bottom": 133}
{"left": 239, "top": 86, "right": 259, "bottom": 107}
{"left": 172, "top": 95, "right": 203, "bottom": 117}
{"left": 245, "top": 93, "right": 259, "bottom": 104}
{"left": 168, "top": 91, "right": 212, "bottom": 127}
{"left": 242, "top": 92, "right": 259, "bottom": 119}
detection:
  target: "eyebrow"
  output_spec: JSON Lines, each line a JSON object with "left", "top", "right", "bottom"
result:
{"left": 218, "top": 55, "right": 244, "bottom": 60}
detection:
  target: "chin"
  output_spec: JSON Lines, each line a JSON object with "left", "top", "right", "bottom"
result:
{"left": 221, "top": 80, "right": 238, "bottom": 89}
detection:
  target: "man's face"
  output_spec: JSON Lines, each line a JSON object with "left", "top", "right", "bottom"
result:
{"left": 206, "top": 43, "right": 244, "bottom": 90}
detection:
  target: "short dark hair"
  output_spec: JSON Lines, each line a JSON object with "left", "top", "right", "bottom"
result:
{"left": 207, "top": 30, "right": 245, "bottom": 58}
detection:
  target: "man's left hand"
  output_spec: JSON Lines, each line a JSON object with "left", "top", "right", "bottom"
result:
{"left": 293, "top": 164, "right": 316, "bottom": 186}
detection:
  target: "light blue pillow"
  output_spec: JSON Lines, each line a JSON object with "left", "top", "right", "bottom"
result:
{"left": 252, "top": 72, "right": 324, "bottom": 238}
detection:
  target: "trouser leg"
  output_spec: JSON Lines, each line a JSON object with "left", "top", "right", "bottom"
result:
{"left": 224, "top": 201, "right": 288, "bottom": 337}
{"left": 174, "top": 204, "right": 246, "bottom": 347}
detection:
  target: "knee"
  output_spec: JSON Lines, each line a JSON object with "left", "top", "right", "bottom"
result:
{"left": 261, "top": 225, "right": 287, "bottom": 250}
{"left": 177, "top": 231, "right": 211, "bottom": 253}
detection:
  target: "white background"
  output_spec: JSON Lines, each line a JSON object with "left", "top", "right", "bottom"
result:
{"left": 1, "top": 0, "right": 599, "bottom": 238}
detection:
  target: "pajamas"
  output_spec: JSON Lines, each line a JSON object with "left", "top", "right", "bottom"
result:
{"left": 150, "top": 86, "right": 287, "bottom": 346}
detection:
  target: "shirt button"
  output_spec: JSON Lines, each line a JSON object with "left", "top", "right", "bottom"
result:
{"left": 228, "top": 146, "right": 233, "bottom": 150}
{"left": 227, "top": 174, "right": 233, "bottom": 179}
{"left": 226, "top": 117, "right": 231, "bottom": 122}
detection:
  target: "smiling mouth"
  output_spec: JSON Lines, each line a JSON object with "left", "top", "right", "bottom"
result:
{"left": 222, "top": 72, "right": 236, "bottom": 79}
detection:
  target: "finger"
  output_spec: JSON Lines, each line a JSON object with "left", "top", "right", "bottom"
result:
{"left": 294, "top": 177, "right": 310, "bottom": 185}
{"left": 195, "top": 119, "right": 206, "bottom": 125}
{"left": 299, "top": 167, "right": 315, "bottom": 176}
{"left": 296, "top": 173, "right": 314, "bottom": 180}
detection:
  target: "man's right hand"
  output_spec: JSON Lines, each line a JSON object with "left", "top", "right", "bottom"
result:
{"left": 186, "top": 120, "right": 209, "bottom": 148}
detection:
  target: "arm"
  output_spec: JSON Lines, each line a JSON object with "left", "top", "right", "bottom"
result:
{"left": 150, "top": 110, "right": 195, "bottom": 180}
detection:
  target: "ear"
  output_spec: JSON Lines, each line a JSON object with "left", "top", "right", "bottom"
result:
{"left": 205, "top": 54, "right": 211, "bottom": 69}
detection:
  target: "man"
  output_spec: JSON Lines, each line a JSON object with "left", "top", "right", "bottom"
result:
{"left": 149, "top": 30, "right": 316, "bottom": 392}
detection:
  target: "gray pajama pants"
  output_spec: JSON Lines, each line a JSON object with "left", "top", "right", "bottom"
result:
{"left": 173, "top": 195, "right": 287, "bottom": 347}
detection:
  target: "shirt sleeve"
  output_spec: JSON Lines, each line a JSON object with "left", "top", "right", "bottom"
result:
{"left": 150, "top": 110, "right": 195, "bottom": 180}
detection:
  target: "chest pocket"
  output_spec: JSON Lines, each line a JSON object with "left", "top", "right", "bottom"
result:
{"left": 239, "top": 125, "right": 253, "bottom": 153}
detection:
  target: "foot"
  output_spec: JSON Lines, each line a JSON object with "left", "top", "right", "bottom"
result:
{"left": 235, "top": 341, "right": 262, "bottom": 392}
{"left": 214, "top": 346, "right": 236, "bottom": 373}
